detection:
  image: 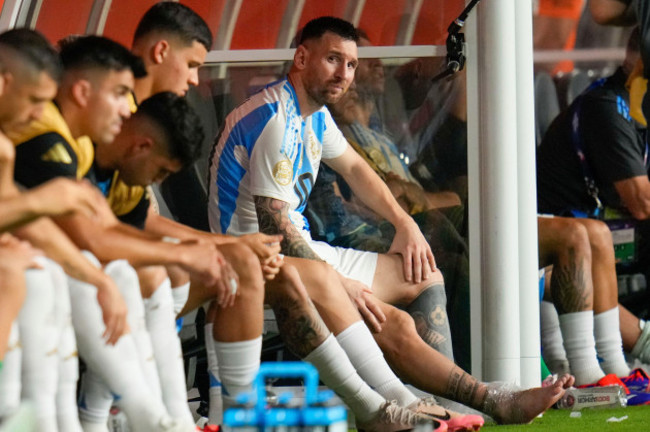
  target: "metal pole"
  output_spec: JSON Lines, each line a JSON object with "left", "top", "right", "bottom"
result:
{"left": 465, "top": 1, "right": 482, "bottom": 379}
{"left": 476, "top": 0, "right": 521, "bottom": 383}
{"left": 515, "top": 0, "right": 541, "bottom": 389}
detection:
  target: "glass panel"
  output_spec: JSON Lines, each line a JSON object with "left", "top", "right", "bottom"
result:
{"left": 35, "top": 0, "right": 94, "bottom": 44}
{"left": 224, "top": 0, "right": 467, "bottom": 49}
{"left": 192, "top": 56, "right": 471, "bottom": 369}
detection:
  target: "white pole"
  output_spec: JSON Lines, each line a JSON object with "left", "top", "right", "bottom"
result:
{"left": 465, "top": 4, "right": 482, "bottom": 379}
{"left": 515, "top": 0, "right": 542, "bottom": 389}
{"left": 476, "top": 0, "right": 521, "bottom": 383}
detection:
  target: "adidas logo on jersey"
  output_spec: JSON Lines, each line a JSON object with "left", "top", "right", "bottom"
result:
{"left": 41, "top": 142, "right": 72, "bottom": 164}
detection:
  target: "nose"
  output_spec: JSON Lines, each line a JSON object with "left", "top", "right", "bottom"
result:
{"left": 29, "top": 104, "right": 45, "bottom": 122}
{"left": 188, "top": 68, "right": 199, "bottom": 86}
{"left": 119, "top": 99, "right": 132, "bottom": 119}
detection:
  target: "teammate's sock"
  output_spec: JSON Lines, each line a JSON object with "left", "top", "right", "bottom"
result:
{"left": 336, "top": 321, "right": 417, "bottom": 407}
{"left": 19, "top": 261, "right": 58, "bottom": 430}
{"left": 304, "top": 334, "right": 384, "bottom": 422}
{"left": 78, "top": 371, "right": 111, "bottom": 432}
{"left": 0, "top": 322, "right": 21, "bottom": 418}
{"left": 48, "top": 260, "right": 83, "bottom": 432}
{"left": 70, "top": 253, "right": 171, "bottom": 431}
{"left": 594, "top": 307, "right": 630, "bottom": 377}
{"left": 106, "top": 260, "right": 162, "bottom": 399}
{"left": 559, "top": 310, "right": 605, "bottom": 385}
{"left": 214, "top": 336, "right": 262, "bottom": 411}
{"left": 405, "top": 283, "right": 454, "bottom": 360}
{"left": 145, "top": 278, "right": 193, "bottom": 424}
{"left": 171, "top": 282, "right": 190, "bottom": 316}
{"left": 631, "top": 319, "right": 650, "bottom": 363}
{"left": 205, "top": 323, "right": 223, "bottom": 425}
{"left": 540, "top": 301, "right": 570, "bottom": 374}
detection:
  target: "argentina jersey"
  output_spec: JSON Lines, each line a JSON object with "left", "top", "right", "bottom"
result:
{"left": 208, "top": 78, "right": 348, "bottom": 237}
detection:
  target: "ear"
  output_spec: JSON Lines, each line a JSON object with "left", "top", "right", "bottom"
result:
{"left": 0, "top": 72, "right": 8, "bottom": 96}
{"left": 294, "top": 45, "right": 309, "bottom": 70}
{"left": 71, "top": 80, "right": 92, "bottom": 108}
{"left": 1, "top": 71, "right": 13, "bottom": 93}
{"left": 131, "top": 135, "right": 155, "bottom": 156}
{"left": 152, "top": 40, "right": 170, "bottom": 65}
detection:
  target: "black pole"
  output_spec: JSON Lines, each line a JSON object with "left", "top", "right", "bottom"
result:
{"left": 432, "top": 0, "right": 483, "bottom": 83}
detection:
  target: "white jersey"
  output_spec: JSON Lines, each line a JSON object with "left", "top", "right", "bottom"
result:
{"left": 208, "top": 79, "right": 348, "bottom": 236}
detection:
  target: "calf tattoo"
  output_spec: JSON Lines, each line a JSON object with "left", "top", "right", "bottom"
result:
{"left": 551, "top": 247, "right": 590, "bottom": 314}
{"left": 272, "top": 296, "right": 329, "bottom": 358}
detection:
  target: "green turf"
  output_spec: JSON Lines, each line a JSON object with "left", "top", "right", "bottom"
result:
{"left": 483, "top": 405, "right": 650, "bottom": 431}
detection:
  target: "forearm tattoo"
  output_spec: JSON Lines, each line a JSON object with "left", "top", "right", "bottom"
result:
{"left": 254, "top": 195, "right": 323, "bottom": 261}
{"left": 550, "top": 247, "right": 590, "bottom": 314}
{"left": 272, "top": 296, "right": 329, "bottom": 358}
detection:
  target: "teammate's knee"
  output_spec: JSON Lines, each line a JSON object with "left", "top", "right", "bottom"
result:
{"left": 137, "top": 265, "right": 168, "bottom": 299}
{"left": 378, "top": 307, "right": 418, "bottom": 358}
{"left": 267, "top": 264, "right": 310, "bottom": 306}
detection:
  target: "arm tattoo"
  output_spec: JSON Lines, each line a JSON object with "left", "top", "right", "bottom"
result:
{"left": 254, "top": 195, "right": 324, "bottom": 261}
{"left": 550, "top": 247, "right": 591, "bottom": 314}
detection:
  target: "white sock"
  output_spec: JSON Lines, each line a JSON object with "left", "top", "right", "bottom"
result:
{"left": 47, "top": 260, "right": 82, "bottom": 432}
{"left": 78, "top": 371, "right": 111, "bottom": 432}
{"left": 336, "top": 321, "right": 417, "bottom": 407}
{"left": 304, "top": 334, "right": 384, "bottom": 422}
{"left": 632, "top": 319, "right": 650, "bottom": 363}
{"left": 70, "top": 252, "right": 171, "bottom": 432}
{"left": 594, "top": 307, "right": 630, "bottom": 377}
{"left": 0, "top": 322, "right": 21, "bottom": 418}
{"left": 145, "top": 278, "right": 193, "bottom": 425}
{"left": 559, "top": 310, "right": 605, "bottom": 385}
{"left": 540, "top": 301, "right": 569, "bottom": 375}
{"left": 19, "top": 260, "right": 58, "bottom": 430}
{"left": 106, "top": 260, "right": 162, "bottom": 400}
{"left": 214, "top": 336, "right": 262, "bottom": 410}
{"left": 171, "top": 282, "right": 190, "bottom": 316}
{"left": 205, "top": 323, "right": 223, "bottom": 425}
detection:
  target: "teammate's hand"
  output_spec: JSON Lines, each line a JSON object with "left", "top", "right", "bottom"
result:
{"left": 27, "top": 178, "right": 108, "bottom": 221}
{"left": 261, "top": 254, "right": 284, "bottom": 280}
{"left": 240, "top": 233, "right": 282, "bottom": 261}
{"left": 388, "top": 217, "right": 436, "bottom": 283}
{"left": 182, "top": 243, "right": 239, "bottom": 308}
{"left": 95, "top": 274, "right": 128, "bottom": 345}
{"left": 339, "top": 275, "right": 386, "bottom": 332}
{"left": 0, "top": 233, "right": 42, "bottom": 271}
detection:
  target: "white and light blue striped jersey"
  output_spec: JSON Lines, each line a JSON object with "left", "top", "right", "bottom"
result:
{"left": 208, "top": 79, "right": 349, "bottom": 237}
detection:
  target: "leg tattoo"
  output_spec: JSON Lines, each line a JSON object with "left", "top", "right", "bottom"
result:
{"left": 406, "top": 284, "right": 455, "bottom": 360}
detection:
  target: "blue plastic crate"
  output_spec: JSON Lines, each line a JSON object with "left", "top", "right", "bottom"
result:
{"left": 223, "top": 362, "right": 347, "bottom": 432}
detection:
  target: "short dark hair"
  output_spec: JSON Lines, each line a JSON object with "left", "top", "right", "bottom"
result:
{"left": 0, "top": 28, "right": 62, "bottom": 82}
{"left": 59, "top": 35, "right": 146, "bottom": 78}
{"left": 133, "top": 2, "right": 212, "bottom": 51}
{"left": 299, "top": 16, "right": 358, "bottom": 45}
{"left": 136, "top": 92, "right": 203, "bottom": 167}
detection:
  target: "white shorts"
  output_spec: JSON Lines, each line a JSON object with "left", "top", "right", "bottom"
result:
{"left": 308, "top": 239, "right": 378, "bottom": 289}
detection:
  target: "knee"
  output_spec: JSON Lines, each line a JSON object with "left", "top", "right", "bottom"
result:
{"left": 136, "top": 265, "right": 168, "bottom": 299}
{"left": 104, "top": 260, "right": 141, "bottom": 303}
{"left": 559, "top": 223, "right": 591, "bottom": 258}
{"left": 378, "top": 307, "right": 418, "bottom": 359}
{"left": 223, "top": 243, "right": 264, "bottom": 288}
{"left": 584, "top": 220, "right": 614, "bottom": 254}
{"left": 401, "top": 271, "right": 445, "bottom": 305}
{"left": 267, "top": 264, "right": 310, "bottom": 306}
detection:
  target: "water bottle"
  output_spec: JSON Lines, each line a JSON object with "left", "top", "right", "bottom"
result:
{"left": 107, "top": 406, "right": 130, "bottom": 431}
{"left": 555, "top": 386, "right": 627, "bottom": 410}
